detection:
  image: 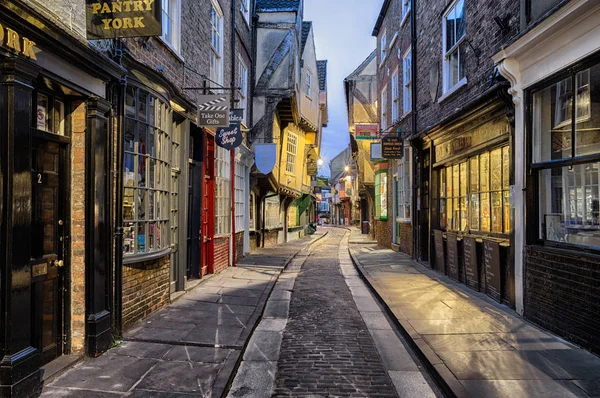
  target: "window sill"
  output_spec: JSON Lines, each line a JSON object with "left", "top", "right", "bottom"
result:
{"left": 401, "top": 110, "right": 412, "bottom": 121}
{"left": 438, "top": 77, "right": 467, "bottom": 104}
{"left": 123, "top": 247, "right": 171, "bottom": 265}
{"left": 396, "top": 218, "right": 411, "bottom": 223}
{"left": 157, "top": 36, "right": 185, "bottom": 63}
{"left": 389, "top": 32, "right": 399, "bottom": 49}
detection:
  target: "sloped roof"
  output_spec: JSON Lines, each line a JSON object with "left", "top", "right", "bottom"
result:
{"left": 256, "top": 0, "right": 301, "bottom": 12}
{"left": 317, "top": 60, "right": 327, "bottom": 91}
{"left": 344, "top": 50, "right": 377, "bottom": 81}
{"left": 301, "top": 21, "right": 312, "bottom": 53}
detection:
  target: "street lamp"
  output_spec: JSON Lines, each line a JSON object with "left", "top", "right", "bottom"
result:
{"left": 317, "top": 159, "right": 324, "bottom": 166}
{"left": 344, "top": 166, "right": 350, "bottom": 172}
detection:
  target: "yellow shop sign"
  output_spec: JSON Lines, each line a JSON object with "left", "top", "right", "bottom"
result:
{"left": 0, "top": 24, "right": 37, "bottom": 61}
{"left": 86, "top": 0, "right": 163, "bottom": 40}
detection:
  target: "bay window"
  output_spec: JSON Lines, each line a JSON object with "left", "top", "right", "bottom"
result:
{"left": 532, "top": 60, "right": 600, "bottom": 249}
{"left": 123, "top": 87, "right": 172, "bottom": 256}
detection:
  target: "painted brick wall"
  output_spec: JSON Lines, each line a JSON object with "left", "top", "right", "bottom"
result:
{"left": 214, "top": 236, "right": 230, "bottom": 274}
{"left": 398, "top": 221, "right": 412, "bottom": 256}
{"left": 524, "top": 246, "right": 600, "bottom": 356}
{"left": 122, "top": 255, "right": 170, "bottom": 330}
{"left": 70, "top": 100, "right": 86, "bottom": 354}
{"left": 415, "top": 0, "right": 519, "bottom": 134}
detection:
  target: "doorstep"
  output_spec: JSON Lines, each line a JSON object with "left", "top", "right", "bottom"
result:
{"left": 41, "top": 355, "right": 82, "bottom": 383}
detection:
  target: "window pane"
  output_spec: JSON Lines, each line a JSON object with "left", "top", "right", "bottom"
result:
{"left": 449, "top": 49, "right": 459, "bottom": 87}
{"left": 470, "top": 157, "right": 479, "bottom": 192}
{"left": 459, "top": 162, "right": 467, "bottom": 196}
{"left": 492, "top": 192, "right": 503, "bottom": 233}
{"left": 123, "top": 223, "right": 136, "bottom": 254}
{"left": 440, "top": 198, "right": 447, "bottom": 228}
{"left": 138, "top": 223, "right": 146, "bottom": 253}
{"left": 446, "top": 10, "right": 456, "bottom": 50}
{"left": 124, "top": 188, "right": 136, "bottom": 220}
{"left": 503, "top": 190, "right": 511, "bottom": 233}
{"left": 456, "top": 0, "right": 465, "bottom": 40}
{"left": 491, "top": 148, "right": 502, "bottom": 191}
{"left": 481, "top": 192, "right": 491, "bottom": 232}
{"left": 124, "top": 154, "right": 136, "bottom": 187}
{"left": 532, "top": 78, "right": 573, "bottom": 162}
{"left": 138, "top": 189, "right": 147, "bottom": 220}
{"left": 576, "top": 64, "right": 599, "bottom": 157}
{"left": 480, "top": 153, "right": 490, "bottom": 192}
{"left": 452, "top": 165, "right": 460, "bottom": 198}
{"left": 126, "top": 87, "right": 136, "bottom": 117}
{"left": 54, "top": 100, "right": 65, "bottom": 135}
{"left": 138, "top": 91, "right": 148, "bottom": 122}
{"left": 125, "top": 119, "right": 136, "bottom": 152}
{"left": 503, "top": 146, "right": 510, "bottom": 189}
{"left": 470, "top": 194, "right": 480, "bottom": 231}
{"left": 440, "top": 168, "right": 446, "bottom": 197}
{"left": 539, "top": 163, "right": 600, "bottom": 248}
{"left": 37, "top": 94, "right": 49, "bottom": 131}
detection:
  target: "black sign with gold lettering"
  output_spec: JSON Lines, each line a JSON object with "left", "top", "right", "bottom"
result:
{"left": 86, "top": 0, "right": 162, "bottom": 40}
{"left": 382, "top": 136, "right": 404, "bottom": 159}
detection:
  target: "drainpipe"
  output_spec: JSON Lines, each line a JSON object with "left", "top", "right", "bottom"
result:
{"left": 410, "top": 0, "right": 419, "bottom": 260}
{"left": 113, "top": 41, "right": 126, "bottom": 337}
{"left": 230, "top": 0, "right": 237, "bottom": 266}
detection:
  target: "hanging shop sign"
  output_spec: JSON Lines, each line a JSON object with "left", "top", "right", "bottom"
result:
{"left": 215, "top": 109, "right": 244, "bottom": 150}
{"left": 355, "top": 124, "right": 379, "bottom": 140}
{"left": 255, "top": 143, "right": 277, "bottom": 175}
{"left": 0, "top": 23, "right": 38, "bottom": 60}
{"left": 370, "top": 142, "right": 382, "bottom": 160}
{"left": 198, "top": 95, "right": 230, "bottom": 127}
{"left": 86, "top": 0, "right": 162, "bottom": 39}
{"left": 382, "top": 136, "right": 404, "bottom": 159}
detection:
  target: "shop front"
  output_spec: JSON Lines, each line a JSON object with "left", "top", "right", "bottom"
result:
{"left": 426, "top": 100, "right": 515, "bottom": 307}
{"left": 0, "top": 2, "right": 124, "bottom": 396}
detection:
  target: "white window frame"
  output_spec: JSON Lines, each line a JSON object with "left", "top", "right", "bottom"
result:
{"left": 442, "top": 0, "right": 466, "bottom": 94}
{"left": 381, "top": 85, "right": 388, "bottom": 132}
{"left": 396, "top": 145, "right": 412, "bottom": 221}
{"left": 306, "top": 72, "right": 312, "bottom": 98}
{"left": 401, "top": 0, "right": 411, "bottom": 26}
{"left": 240, "top": 0, "right": 250, "bottom": 24}
{"left": 554, "top": 70, "right": 591, "bottom": 129}
{"left": 380, "top": 29, "right": 387, "bottom": 64}
{"left": 391, "top": 69, "right": 399, "bottom": 123}
{"left": 403, "top": 48, "right": 412, "bottom": 115}
{"left": 215, "top": 146, "right": 231, "bottom": 236}
{"left": 286, "top": 131, "right": 298, "bottom": 174}
{"left": 161, "top": 0, "right": 181, "bottom": 52}
{"left": 210, "top": 2, "right": 224, "bottom": 85}
{"left": 265, "top": 196, "right": 281, "bottom": 229}
{"left": 234, "top": 160, "right": 245, "bottom": 233}
{"left": 238, "top": 56, "right": 249, "bottom": 124}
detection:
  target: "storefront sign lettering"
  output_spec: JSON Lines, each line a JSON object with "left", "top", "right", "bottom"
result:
{"left": 382, "top": 136, "right": 404, "bottom": 159}
{"left": 198, "top": 95, "right": 230, "bottom": 128}
{"left": 0, "top": 24, "right": 37, "bottom": 60}
{"left": 216, "top": 122, "right": 243, "bottom": 150}
{"left": 86, "top": 0, "right": 162, "bottom": 39}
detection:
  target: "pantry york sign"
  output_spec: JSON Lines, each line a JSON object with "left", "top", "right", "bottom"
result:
{"left": 86, "top": 0, "right": 162, "bottom": 39}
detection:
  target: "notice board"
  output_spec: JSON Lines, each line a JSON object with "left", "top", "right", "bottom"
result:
{"left": 433, "top": 230, "right": 445, "bottom": 275}
{"left": 446, "top": 233, "right": 460, "bottom": 282}
{"left": 463, "top": 236, "right": 479, "bottom": 291}
{"left": 483, "top": 239, "right": 502, "bottom": 303}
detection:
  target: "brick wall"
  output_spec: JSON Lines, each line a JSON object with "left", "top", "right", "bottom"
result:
{"left": 70, "top": 100, "right": 86, "bottom": 354}
{"left": 415, "top": 0, "right": 519, "bottom": 134}
{"left": 398, "top": 221, "right": 412, "bottom": 256}
{"left": 214, "top": 236, "right": 230, "bottom": 274}
{"left": 524, "top": 246, "right": 600, "bottom": 356}
{"left": 123, "top": 255, "right": 170, "bottom": 330}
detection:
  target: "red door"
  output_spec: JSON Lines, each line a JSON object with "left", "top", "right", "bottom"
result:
{"left": 201, "top": 133, "right": 215, "bottom": 276}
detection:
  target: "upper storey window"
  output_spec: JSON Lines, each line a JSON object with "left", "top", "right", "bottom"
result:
{"left": 210, "top": 2, "right": 224, "bottom": 85}
{"left": 162, "top": 0, "right": 181, "bottom": 52}
{"left": 443, "top": 0, "right": 466, "bottom": 93}
{"left": 380, "top": 29, "right": 387, "bottom": 63}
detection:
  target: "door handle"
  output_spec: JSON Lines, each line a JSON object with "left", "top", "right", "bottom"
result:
{"left": 51, "top": 259, "right": 64, "bottom": 267}
{"left": 203, "top": 237, "right": 212, "bottom": 243}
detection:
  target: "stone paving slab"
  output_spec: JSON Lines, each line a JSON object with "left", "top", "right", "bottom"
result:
{"left": 42, "top": 231, "right": 326, "bottom": 398}
{"left": 348, "top": 227, "right": 600, "bottom": 398}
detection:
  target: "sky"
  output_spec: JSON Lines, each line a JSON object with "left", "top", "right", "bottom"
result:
{"left": 304, "top": 0, "right": 382, "bottom": 177}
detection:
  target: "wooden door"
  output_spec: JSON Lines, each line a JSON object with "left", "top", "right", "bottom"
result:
{"left": 201, "top": 134, "right": 215, "bottom": 276}
{"left": 31, "top": 135, "right": 67, "bottom": 365}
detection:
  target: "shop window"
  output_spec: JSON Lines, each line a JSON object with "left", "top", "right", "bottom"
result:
{"left": 286, "top": 131, "right": 298, "bottom": 174}
{"left": 215, "top": 146, "right": 231, "bottom": 236}
{"left": 442, "top": 0, "right": 466, "bottom": 93}
{"left": 123, "top": 88, "right": 172, "bottom": 256}
{"left": 162, "top": 0, "right": 181, "bottom": 52}
{"left": 249, "top": 192, "right": 256, "bottom": 231}
{"left": 235, "top": 160, "right": 245, "bottom": 233}
{"left": 35, "top": 93, "right": 65, "bottom": 135}
{"left": 439, "top": 146, "right": 510, "bottom": 234}
{"left": 375, "top": 171, "right": 388, "bottom": 220}
{"left": 533, "top": 61, "right": 600, "bottom": 250}
{"left": 396, "top": 146, "right": 411, "bottom": 221}
{"left": 265, "top": 196, "right": 281, "bottom": 229}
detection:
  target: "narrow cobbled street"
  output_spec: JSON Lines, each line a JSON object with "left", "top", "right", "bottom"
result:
{"left": 229, "top": 228, "right": 439, "bottom": 397}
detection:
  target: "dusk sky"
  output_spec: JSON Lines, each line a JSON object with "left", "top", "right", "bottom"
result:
{"left": 304, "top": 0, "right": 381, "bottom": 176}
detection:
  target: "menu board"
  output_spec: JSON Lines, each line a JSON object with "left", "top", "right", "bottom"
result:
{"left": 446, "top": 233, "right": 460, "bottom": 282}
{"left": 434, "top": 230, "right": 445, "bottom": 274}
{"left": 463, "top": 236, "right": 479, "bottom": 291}
{"left": 483, "top": 239, "right": 502, "bottom": 303}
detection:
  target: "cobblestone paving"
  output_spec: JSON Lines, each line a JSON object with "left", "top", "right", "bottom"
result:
{"left": 273, "top": 229, "right": 398, "bottom": 397}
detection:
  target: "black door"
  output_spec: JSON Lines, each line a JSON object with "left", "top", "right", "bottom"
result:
{"left": 31, "top": 134, "right": 68, "bottom": 365}
{"left": 187, "top": 127, "right": 202, "bottom": 279}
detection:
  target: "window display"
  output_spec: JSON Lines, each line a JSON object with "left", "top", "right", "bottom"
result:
{"left": 439, "top": 146, "right": 510, "bottom": 234}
